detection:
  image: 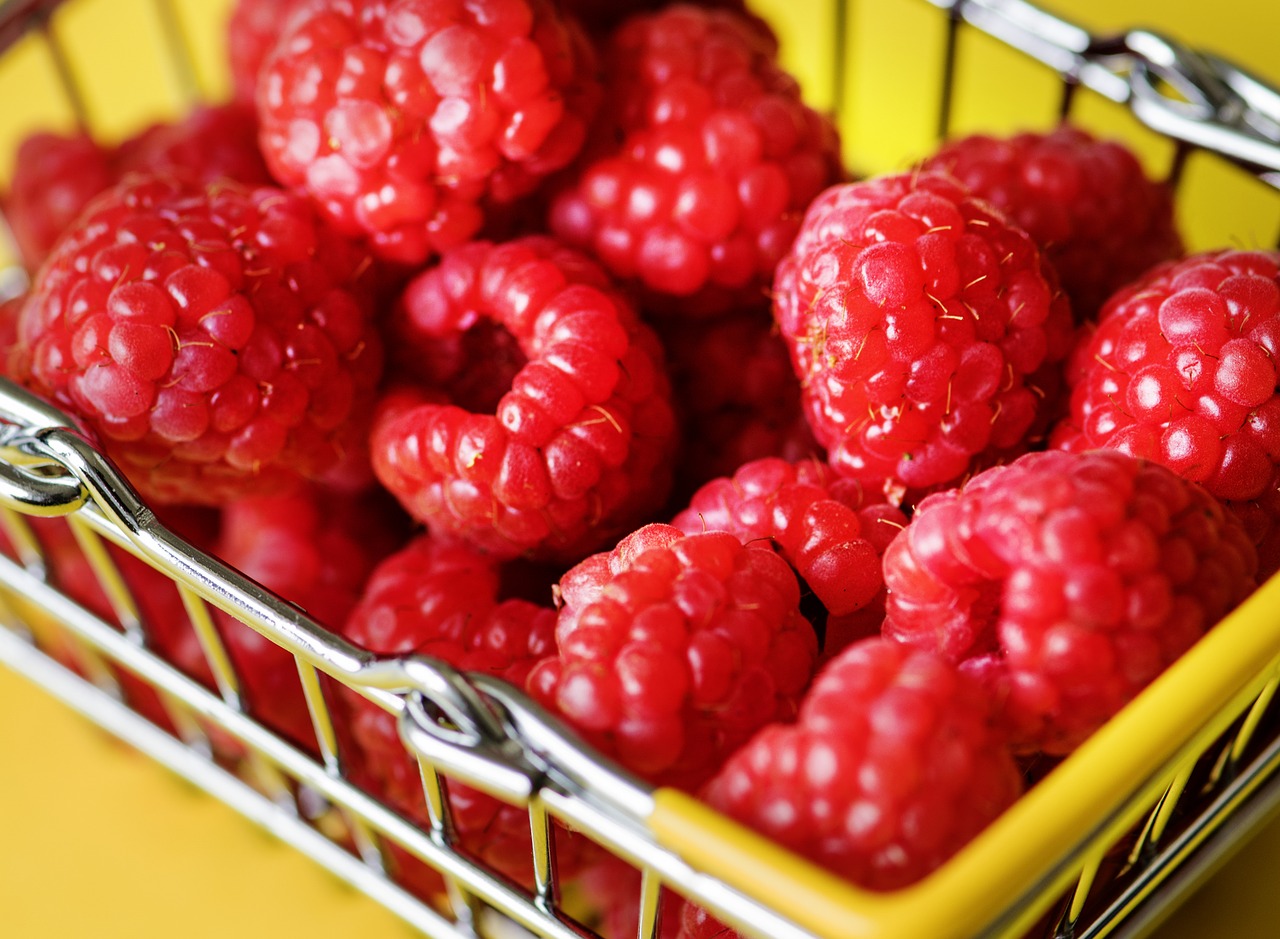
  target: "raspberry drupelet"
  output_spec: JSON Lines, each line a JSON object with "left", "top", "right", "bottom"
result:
{"left": 773, "top": 171, "right": 1073, "bottom": 501}
{"left": 882, "top": 449, "right": 1257, "bottom": 755}
{"left": 12, "top": 173, "right": 384, "bottom": 505}
{"left": 925, "top": 126, "right": 1182, "bottom": 321}
{"left": 372, "top": 236, "right": 678, "bottom": 561}
{"left": 1052, "top": 250, "right": 1280, "bottom": 577}
{"left": 337, "top": 533, "right": 580, "bottom": 887}
{"left": 526, "top": 524, "right": 819, "bottom": 790}
{"left": 255, "top": 0, "right": 601, "bottom": 264}
{"left": 548, "top": 4, "right": 841, "bottom": 315}
{"left": 3, "top": 105, "right": 272, "bottom": 271}
{"left": 679, "top": 638, "right": 1022, "bottom": 939}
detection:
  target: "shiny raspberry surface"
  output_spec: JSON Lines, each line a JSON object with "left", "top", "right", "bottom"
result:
{"left": 1052, "top": 250, "right": 1280, "bottom": 575}
{"left": 527, "top": 524, "right": 818, "bottom": 790}
{"left": 927, "top": 126, "right": 1182, "bottom": 320}
{"left": 685, "top": 638, "right": 1022, "bottom": 920}
{"left": 882, "top": 449, "right": 1257, "bottom": 754}
{"left": 13, "top": 173, "right": 384, "bottom": 504}
{"left": 256, "top": 0, "right": 601, "bottom": 263}
{"left": 774, "top": 171, "right": 1072, "bottom": 500}
{"left": 549, "top": 5, "right": 840, "bottom": 314}
{"left": 372, "top": 236, "right": 678, "bottom": 560}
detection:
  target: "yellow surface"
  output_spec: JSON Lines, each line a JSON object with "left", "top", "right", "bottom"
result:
{"left": 5, "top": 0, "right": 1280, "bottom": 937}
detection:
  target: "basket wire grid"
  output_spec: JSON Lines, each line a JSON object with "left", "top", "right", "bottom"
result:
{"left": 3, "top": 1, "right": 1280, "bottom": 938}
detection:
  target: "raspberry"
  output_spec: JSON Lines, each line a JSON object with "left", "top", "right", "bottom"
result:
{"left": 372, "top": 236, "right": 678, "bottom": 560}
{"left": 226, "top": 0, "right": 308, "bottom": 103}
{"left": 882, "top": 449, "right": 1257, "bottom": 754}
{"left": 3, "top": 133, "right": 114, "bottom": 270}
{"left": 114, "top": 104, "right": 273, "bottom": 190}
{"left": 548, "top": 5, "right": 841, "bottom": 315}
{"left": 925, "top": 126, "right": 1182, "bottom": 320}
{"left": 3, "top": 106, "right": 272, "bottom": 271}
{"left": 658, "top": 310, "right": 817, "bottom": 494}
{"left": 774, "top": 171, "right": 1072, "bottom": 500}
{"left": 209, "top": 485, "right": 409, "bottom": 748}
{"left": 672, "top": 457, "right": 901, "bottom": 623}
{"left": 337, "top": 533, "right": 576, "bottom": 886}
{"left": 255, "top": 0, "right": 601, "bottom": 264}
{"left": 526, "top": 524, "right": 819, "bottom": 790}
{"left": 11, "top": 173, "right": 384, "bottom": 505}
{"left": 682, "top": 638, "right": 1022, "bottom": 930}
{"left": 562, "top": 0, "right": 756, "bottom": 37}
{"left": 1051, "top": 250, "right": 1280, "bottom": 575}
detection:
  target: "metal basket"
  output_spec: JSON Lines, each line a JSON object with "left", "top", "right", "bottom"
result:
{"left": 2, "top": 1, "right": 1280, "bottom": 937}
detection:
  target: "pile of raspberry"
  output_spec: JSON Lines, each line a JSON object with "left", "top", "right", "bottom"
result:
{"left": 0, "top": 0, "right": 1269, "bottom": 930}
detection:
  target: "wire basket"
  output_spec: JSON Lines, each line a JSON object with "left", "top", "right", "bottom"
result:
{"left": 3, "top": 1, "right": 1280, "bottom": 937}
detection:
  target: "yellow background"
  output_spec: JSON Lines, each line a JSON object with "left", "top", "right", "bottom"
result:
{"left": 2, "top": 0, "right": 1280, "bottom": 936}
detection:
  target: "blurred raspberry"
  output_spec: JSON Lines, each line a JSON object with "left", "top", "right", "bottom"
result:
{"left": 563, "top": 0, "right": 759, "bottom": 37}
{"left": 256, "top": 0, "right": 601, "bottom": 264}
{"left": 1052, "top": 249, "right": 1280, "bottom": 576}
{"left": 926, "top": 126, "right": 1182, "bottom": 320}
{"left": 12, "top": 173, "right": 383, "bottom": 505}
{"left": 680, "top": 638, "right": 1022, "bottom": 939}
{"left": 774, "top": 172, "right": 1072, "bottom": 501}
{"left": 3, "top": 132, "right": 114, "bottom": 270}
{"left": 209, "top": 484, "right": 409, "bottom": 749}
{"left": 527, "top": 524, "right": 819, "bottom": 790}
{"left": 3, "top": 105, "right": 272, "bottom": 271}
{"left": 549, "top": 5, "right": 840, "bottom": 315}
{"left": 337, "top": 533, "right": 589, "bottom": 887}
{"left": 226, "top": 0, "right": 308, "bottom": 103}
{"left": 372, "top": 236, "right": 678, "bottom": 560}
{"left": 658, "top": 310, "right": 817, "bottom": 496}
{"left": 882, "top": 449, "right": 1257, "bottom": 754}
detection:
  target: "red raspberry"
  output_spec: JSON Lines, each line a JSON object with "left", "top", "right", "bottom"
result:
{"left": 115, "top": 103, "right": 273, "bottom": 190}
{"left": 658, "top": 310, "right": 816, "bottom": 494}
{"left": 226, "top": 0, "right": 308, "bottom": 103}
{"left": 672, "top": 457, "right": 901, "bottom": 624}
{"left": 549, "top": 5, "right": 841, "bottom": 315}
{"left": 682, "top": 638, "right": 1022, "bottom": 930}
{"left": 526, "top": 524, "right": 819, "bottom": 790}
{"left": 256, "top": 0, "right": 601, "bottom": 264}
{"left": 337, "top": 533, "right": 575, "bottom": 886}
{"left": 12, "top": 173, "right": 384, "bottom": 505}
{"left": 882, "top": 449, "right": 1257, "bottom": 754}
{"left": 925, "top": 126, "right": 1182, "bottom": 320}
{"left": 1051, "top": 250, "right": 1280, "bottom": 577}
{"left": 3, "top": 106, "right": 272, "bottom": 271}
{"left": 208, "top": 485, "right": 409, "bottom": 749}
{"left": 562, "top": 0, "right": 756, "bottom": 37}
{"left": 3, "top": 133, "right": 114, "bottom": 270}
{"left": 372, "top": 236, "right": 678, "bottom": 561}
{"left": 774, "top": 172, "right": 1072, "bottom": 501}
